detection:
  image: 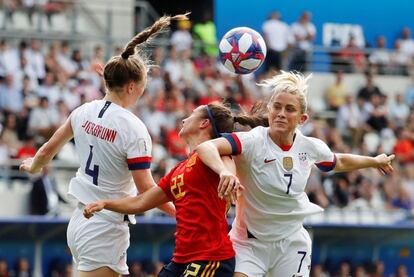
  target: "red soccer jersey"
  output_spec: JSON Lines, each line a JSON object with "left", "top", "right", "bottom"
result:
{"left": 158, "top": 152, "right": 235, "bottom": 263}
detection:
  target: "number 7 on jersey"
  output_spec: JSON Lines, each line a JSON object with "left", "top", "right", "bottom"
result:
{"left": 284, "top": 173, "right": 292, "bottom": 194}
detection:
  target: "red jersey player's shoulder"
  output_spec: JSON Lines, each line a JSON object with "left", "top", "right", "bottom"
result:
{"left": 165, "top": 157, "right": 190, "bottom": 177}
{"left": 187, "top": 152, "right": 198, "bottom": 167}
{"left": 158, "top": 156, "right": 191, "bottom": 197}
{"left": 161, "top": 153, "right": 215, "bottom": 185}
{"left": 190, "top": 152, "right": 214, "bottom": 170}
{"left": 175, "top": 152, "right": 209, "bottom": 173}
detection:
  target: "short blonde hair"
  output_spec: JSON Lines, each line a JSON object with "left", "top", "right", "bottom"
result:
{"left": 258, "top": 71, "right": 312, "bottom": 113}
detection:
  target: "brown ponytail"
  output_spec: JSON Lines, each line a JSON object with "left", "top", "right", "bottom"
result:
{"left": 233, "top": 100, "right": 269, "bottom": 128}
{"left": 121, "top": 13, "right": 190, "bottom": 59}
{"left": 233, "top": 114, "right": 269, "bottom": 128}
{"left": 104, "top": 13, "right": 190, "bottom": 91}
{"left": 202, "top": 100, "right": 269, "bottom": 139}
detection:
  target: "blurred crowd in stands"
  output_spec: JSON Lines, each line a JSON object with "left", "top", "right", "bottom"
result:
{"left": 1, "top": 0, "right": 72, "bottom": 28}
{"left": 262, "top": 10, "right": 414, "bottom": 75}
{"left": 0, "top": 9, "right": 413, "bottom": 277}
{"left": 0, "top": 14, "right": 413, "bottom": 217}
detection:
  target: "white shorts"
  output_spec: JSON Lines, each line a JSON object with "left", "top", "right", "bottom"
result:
{"left": 230, "top": 226, "right": 312, "bottom": 277}
{"left": 67, "top": 205, "right": 130, "bottom": 275}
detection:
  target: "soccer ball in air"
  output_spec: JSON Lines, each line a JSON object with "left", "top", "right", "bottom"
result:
{"left": 219, "top": 27, "right": 267, "bottom": 74}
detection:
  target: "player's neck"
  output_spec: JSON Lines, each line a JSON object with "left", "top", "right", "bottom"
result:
{"left": 269, "top": 129, "right": 295, "bottom": 147}
{"left": 104, "top": 91, "right": 128, "bottom": 108}
{"left": 186, "top": 134, "right": 210, "bottom": 153}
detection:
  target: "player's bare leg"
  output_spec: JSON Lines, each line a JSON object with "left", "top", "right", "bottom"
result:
{"left": 77, "top": 267, "right": 119, "bottom": 277}
{"left": 234, "top": 272, "right": 249, "bottom": 277}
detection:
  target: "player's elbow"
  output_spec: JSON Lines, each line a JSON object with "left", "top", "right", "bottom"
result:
{"left": 130, "top": 207, "right": 144, "bottom": 214}
{"left": 136, "top": 182, "right": 155, "bottom": 194}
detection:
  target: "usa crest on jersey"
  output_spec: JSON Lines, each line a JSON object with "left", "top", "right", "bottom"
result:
{"left": 298, "top": 152, "right": 309, "bottom": 167}
{"left": 283, "top": 157, "right": 293, "bottom": 171}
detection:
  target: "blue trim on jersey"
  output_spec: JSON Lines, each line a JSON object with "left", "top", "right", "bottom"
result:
{"left": 316, "top": 154, "right": 337, "bottom": 172}
{"left": 98, "top": 101, "right": 111, "bottom": 118}
{"left": 221, "top": 133, "right": 241, "bottom": 155}
{"left": 128, "top": 162, "right": 151, "bottom": 170}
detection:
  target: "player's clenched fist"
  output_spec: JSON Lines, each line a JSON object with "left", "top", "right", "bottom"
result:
{"left": 83, "top": 201, "right": 106, "bottom": 219}
{"left": 375, "top": 153, "right": 395, "bottom": 175}
{"left": 19, "top": 157, "right": 41, "bottom": 174}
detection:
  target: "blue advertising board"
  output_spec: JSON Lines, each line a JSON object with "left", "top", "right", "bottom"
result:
{"left": 215, "top": 0, "right": 414, "bottom": 48}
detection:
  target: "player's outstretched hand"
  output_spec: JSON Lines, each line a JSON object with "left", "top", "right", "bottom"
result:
{"left": 19, "top": 157, "right": 41, "bottom": 174}
{"left": 83, "top": 201, "right": 105, "bottom": 219}
{"left": 218, "top": 170, "right": 242, "bottom": 199}
{"left": 375, "top": 153, "right": 395, "bottom": 175}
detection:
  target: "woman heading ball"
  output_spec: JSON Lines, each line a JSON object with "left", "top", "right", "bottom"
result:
{"left": 195, "top": 71, "right": 394, "bottom": 277}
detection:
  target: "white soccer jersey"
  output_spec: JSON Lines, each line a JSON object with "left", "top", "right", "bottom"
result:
{"left": 68, "top": 100, "right": 152, "bottom": 224}
{"left": 223, "top": 126, "right": 336, "bottom": 241}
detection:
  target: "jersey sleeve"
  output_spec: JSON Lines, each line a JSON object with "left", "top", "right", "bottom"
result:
{"left": 221, "top": 128, "right": 260, "bottom": 157}
{"left": 313, "top": 138, "right": 337, "bottom": 172}
{"left": 123, "top": 122, "right": 153, "bottom": 171}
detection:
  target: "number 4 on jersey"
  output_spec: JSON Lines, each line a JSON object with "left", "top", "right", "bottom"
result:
{"left": 85, "top": 145, "right": 99, "bottom": 186}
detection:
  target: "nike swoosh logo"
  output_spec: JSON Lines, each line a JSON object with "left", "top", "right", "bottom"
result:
{"left": 264, "top": 158, "right": 276, "bottom": 163}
